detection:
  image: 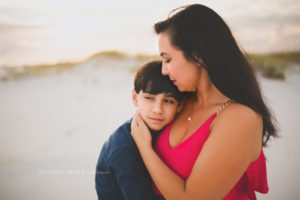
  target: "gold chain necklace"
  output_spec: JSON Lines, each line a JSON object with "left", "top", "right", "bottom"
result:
{"left": 216, "top": 99, "right": 233, "bottom": 115}
{"left": 187, "top": 99, "right": 233, "bottom": 121}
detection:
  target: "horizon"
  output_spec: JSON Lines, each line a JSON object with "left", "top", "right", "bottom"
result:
{"left": 2, "top": 49, "right": 300, "bottom": 69}
{"left": 1, "top": 0, "right": 300, "bottom": 67}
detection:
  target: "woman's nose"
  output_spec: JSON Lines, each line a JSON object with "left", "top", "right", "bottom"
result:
{"left": 162, "top": 64, "right": 169, "bottom": 76}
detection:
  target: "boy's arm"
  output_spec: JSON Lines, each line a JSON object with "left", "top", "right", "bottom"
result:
{"left": 111, "top": 146, "right": 162, "bottom": 200}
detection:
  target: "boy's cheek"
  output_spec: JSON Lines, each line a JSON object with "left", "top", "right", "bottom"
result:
{"left": 135, "top": 108, "right": 145, "bottom": 120}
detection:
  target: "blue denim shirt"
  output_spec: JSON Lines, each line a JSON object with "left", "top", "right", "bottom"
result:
{"left": 95, "top": 119, "right": 162, "bottom": 200}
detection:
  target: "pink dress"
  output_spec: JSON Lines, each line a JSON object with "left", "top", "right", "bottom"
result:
{"left": 154, "top": 113, "right": 269, "bottom": 200}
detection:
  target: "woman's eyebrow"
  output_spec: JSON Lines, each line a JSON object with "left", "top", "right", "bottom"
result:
{"left": 160, "top": 52, "right": 169, "bottom": 57}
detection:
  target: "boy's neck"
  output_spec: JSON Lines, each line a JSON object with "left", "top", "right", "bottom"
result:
{"left": 149, "top": 129, "right": 161, "bottom": 136}
{"left": 149, "top": 129, "right": 162, "bottom": 147}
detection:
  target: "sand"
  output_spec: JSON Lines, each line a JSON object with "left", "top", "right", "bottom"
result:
{"left": 0, "top": 61, "right": 299, "bottom": 199}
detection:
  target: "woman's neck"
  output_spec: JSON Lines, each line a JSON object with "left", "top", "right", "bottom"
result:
{"left": 191, "top": 71, "right": 229, "bottom": 108}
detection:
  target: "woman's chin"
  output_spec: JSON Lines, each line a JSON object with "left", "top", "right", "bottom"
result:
{"left": 178, "top": 87, "right": 190, "bottom": 93}
{"left": 176, "top": 85, "right": 185, "bottom": 92}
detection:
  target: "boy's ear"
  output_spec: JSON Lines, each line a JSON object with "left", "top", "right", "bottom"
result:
{"left": 132, "top": 89, "right": 138, "bottom": 107}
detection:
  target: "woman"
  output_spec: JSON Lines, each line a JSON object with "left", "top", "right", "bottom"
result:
{"left": 131, "top": 4, "right": 278, "bottom": 200}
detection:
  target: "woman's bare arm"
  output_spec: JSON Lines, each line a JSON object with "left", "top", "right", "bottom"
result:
{"left": 131, "top": 104, "right": 263, "bottom": 200}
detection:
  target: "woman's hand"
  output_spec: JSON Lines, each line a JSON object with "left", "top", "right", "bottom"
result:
{"left": 131, "top": 113, "right": 153, "bottom": 149}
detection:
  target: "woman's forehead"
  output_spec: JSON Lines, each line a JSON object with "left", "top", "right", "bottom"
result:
{"left": 158, "top": 32, "right": 181, "bottom": 55}
{"left": 158, "top": 33, "right": 172, "bottom": 50}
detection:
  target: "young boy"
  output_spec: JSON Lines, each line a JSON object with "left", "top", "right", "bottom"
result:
{"left": 95, "top": 61, "right": 184, "bottom": 200}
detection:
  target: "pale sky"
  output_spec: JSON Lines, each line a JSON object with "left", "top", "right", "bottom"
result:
{"left": 0, "top": 0, "right": 300, "bottom": 67}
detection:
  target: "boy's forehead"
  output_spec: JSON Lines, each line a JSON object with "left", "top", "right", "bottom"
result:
{"left": 142, "top": 91, "right": 175, "bottom": 98}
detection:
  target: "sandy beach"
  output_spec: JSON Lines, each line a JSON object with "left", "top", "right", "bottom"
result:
{"left": 0, "top": 59, "right": 299, "bottom": 199}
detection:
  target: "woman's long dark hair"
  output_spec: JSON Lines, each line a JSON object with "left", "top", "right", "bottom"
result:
{"left": 154, "top": 4, "right": 278, "bottom": 146}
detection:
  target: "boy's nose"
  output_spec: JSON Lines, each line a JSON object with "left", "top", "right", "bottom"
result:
{"left": 153, "top": 102, "right": 163, "bottom": 114}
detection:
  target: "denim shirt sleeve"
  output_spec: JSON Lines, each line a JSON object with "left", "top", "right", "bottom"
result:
{"left": 110, "top": 146, "right": 162, "bottom": 200}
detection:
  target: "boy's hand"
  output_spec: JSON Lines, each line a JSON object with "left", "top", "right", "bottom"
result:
{"left": 131, "top": 113, "right": 153, "bottom": 149}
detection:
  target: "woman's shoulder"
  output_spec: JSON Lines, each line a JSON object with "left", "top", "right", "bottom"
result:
{"left": 216, "top": 102, "right": 262, "bottom": 126}
{"left": 211, "top": 102, "right": 263, "bottom": 160}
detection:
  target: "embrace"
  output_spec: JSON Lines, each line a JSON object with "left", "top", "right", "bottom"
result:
{"left": 95, "top": 4, "right": 278, "bottom": 200}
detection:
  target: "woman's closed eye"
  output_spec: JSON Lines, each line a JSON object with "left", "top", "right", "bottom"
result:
{"left": 163, "top": 58, "right": 171, "bottom": 64}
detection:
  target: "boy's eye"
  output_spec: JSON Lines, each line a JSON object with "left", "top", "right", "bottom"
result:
{"left": 144, "top": 96, "right": 154, "bottom": 100}
{"left": 164, "top": 99, "right": 174, "bottom": 104}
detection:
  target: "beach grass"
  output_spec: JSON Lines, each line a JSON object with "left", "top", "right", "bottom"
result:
{"left": 2, "top": 62, "right": 79, "bottom": 80}
{"left": 87, "top": 50, "right": 130, "bottom": 60}
{"left": 249, "top": 51, "right": 300, "bottom": 80}
{"left": 1, "top": 50, "right": 299, "bottom": 81}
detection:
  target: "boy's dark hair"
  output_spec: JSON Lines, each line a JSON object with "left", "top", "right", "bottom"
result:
{"left": 134, "top": 61, "right": 185, "bottom": 103}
